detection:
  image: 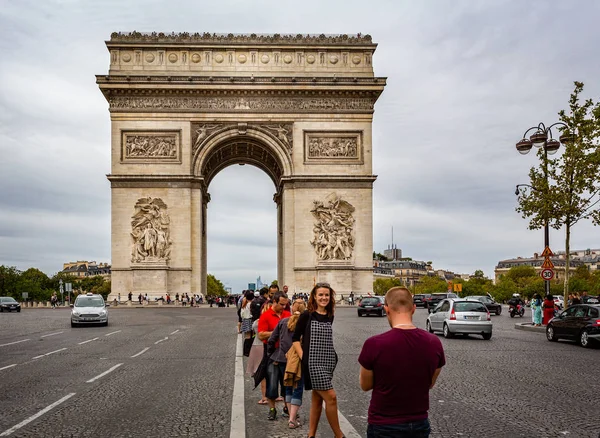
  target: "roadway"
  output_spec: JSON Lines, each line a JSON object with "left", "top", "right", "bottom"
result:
{"left": 0, "top": 305, "right": 598, "bottom": 437}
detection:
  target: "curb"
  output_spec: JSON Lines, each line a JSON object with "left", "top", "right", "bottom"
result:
{"left": 514, "top": 323, "right": 546, "bottom": 333}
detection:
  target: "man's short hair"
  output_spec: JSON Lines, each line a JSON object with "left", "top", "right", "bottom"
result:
{"left": 269, "top": 284, "right": 279, "bottom": 292}
{"left": 385, "top": 287, "right": 414, "bottom": 312}
{"left": 259, "top": 287, "right": 269, "bottom": 296}
{"left": 273, "top": 291, "right": 288, "bottom": 304}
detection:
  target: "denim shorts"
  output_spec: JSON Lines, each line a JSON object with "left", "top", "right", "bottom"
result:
{"left": 266, "top": 361, "right": 286, "bottom": 400}
{"left": 367, "top": 418, "right": 430, "bottom": 438}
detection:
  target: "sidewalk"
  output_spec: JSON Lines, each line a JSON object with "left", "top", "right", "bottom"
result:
{"left": 514, "top": 322, "right": 546, "bottom": 333}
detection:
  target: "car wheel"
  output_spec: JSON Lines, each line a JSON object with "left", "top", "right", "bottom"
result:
{"left": 380, "top": 310, "right": 386, "bottom": 317}
{"left": 443, "top": 323, "right": 453, "bottom": 338}
{"left": 496, "top": 307, "right": 501, "bottom": 315}
{"left": 71, "top": 321, "right": 77, "bottom": 328}
{"left": 17, "top": 309, "right": 21, "bottom": 313}
{"left": 546, "top": 325, "right": 557, "bottom": 342}
{"left": 482, "top": 332, "right": 492, "bottom": 340}
{"left": 580, "top": 330, "right": 591, "bottom": 348}
{"left": 426, "top": 320, "right": 433, "bottom": 333}
{"left": 357, "top": 311, "right": 362, "bottom": 317}
{"left": 0, "top": 308, "right": 3, "bottom": 312}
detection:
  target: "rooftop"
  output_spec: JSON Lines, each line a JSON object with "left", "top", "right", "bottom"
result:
{"left": 109, "top": 32, "right": 374, "bottom": 46}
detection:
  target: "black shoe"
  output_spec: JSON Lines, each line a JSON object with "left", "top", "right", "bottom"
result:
{"left": 282, "top": 406, "right": 289, "bottom": 418}
{"left": 267, "top": 408, "right": 277, "bottom": 421}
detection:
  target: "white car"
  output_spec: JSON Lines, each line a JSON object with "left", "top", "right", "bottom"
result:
{"left": 71, "top": 293, "right": 109, "bottom": 327}
{"left": 554, "top": 296, "right": 565, "bottom": 309}
{"left": 426, "top": 298, "right": 492, "bottom": 340}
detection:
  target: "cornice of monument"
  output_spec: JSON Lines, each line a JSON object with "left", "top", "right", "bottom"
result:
{"left": 97, "top": 75, "right": 387, "bottom": 86}
{"left": 108, "top": 32, "right": 376, "bottom": 47}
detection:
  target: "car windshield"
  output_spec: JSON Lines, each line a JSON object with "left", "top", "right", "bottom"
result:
{"left": 414, "top": 295, "right": 424, "bottom": 298}
{"left": 454, "top": 302, "right": 488, "bottom": 313}
{"left": 1, "top": 297, "right": 17, "bottom": 303}
{"left": 361, "top": 298, "right": 380, "bottom": 305}
{"left": 75, "top": 297, "right": 104, "bottom": 307}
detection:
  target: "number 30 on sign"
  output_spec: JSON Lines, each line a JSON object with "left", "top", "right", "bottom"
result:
{"left": 541, "top": 269, "right": 554, "bottom": 280}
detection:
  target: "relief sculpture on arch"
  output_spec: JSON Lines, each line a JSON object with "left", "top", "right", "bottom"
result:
{"left": 131, "top": 197, "right": 172, "bottom": 264}
{"left": 310, "top": 194, "right": 355, "bottom": 262}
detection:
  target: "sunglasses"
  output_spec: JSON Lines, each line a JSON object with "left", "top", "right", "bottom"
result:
{"left": 315, "top": 282, "right": 331, "bottom": 288}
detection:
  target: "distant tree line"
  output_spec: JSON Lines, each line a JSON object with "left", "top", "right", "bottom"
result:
{"left": 373, "top": 266, "right": 600, "bottom": 303}
{"left": 0, "top": 265, "right": 111, "bottom": 301}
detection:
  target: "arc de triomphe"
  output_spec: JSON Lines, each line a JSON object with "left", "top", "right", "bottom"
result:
{"left": 97, "top": 32, "right": 386, "bottom": 298}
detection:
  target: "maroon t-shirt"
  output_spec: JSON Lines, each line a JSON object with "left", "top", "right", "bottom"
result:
{"left": 358, "top": 328, "right": 445, "bottom": 425}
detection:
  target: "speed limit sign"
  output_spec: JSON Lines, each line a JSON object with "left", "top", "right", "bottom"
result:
{"left": 541, "top": 269, "right": 554, "bottom": 280}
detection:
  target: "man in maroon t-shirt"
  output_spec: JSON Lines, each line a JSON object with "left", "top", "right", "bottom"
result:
{"left": 358, "top": 287, "right": 445, "bottom": 437}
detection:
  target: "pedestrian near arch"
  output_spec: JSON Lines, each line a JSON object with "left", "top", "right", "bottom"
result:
{"left": 358, "top": 287, "right": 445, "bottom": 438}
{"left": 292, "top": 282, "right": 344, "bottom": 438}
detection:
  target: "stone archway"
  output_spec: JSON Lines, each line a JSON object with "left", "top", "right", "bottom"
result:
{"left": 98, "top": 32, "right": 386, "bottom": 298}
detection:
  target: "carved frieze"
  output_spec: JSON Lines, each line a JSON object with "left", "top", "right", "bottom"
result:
{"left": 191, "top": 122, "right": 294, "bottom": 155}
{"left": 108, "top": 95, "right": 375, "bottom": 113}
{"left": 310, "top": 194, "right": 355, "bottom": 262}
{"left": 304, "top": 131, "right": 363, "bottom": 164}
{"left": 122, "top": 131, "right": 181, "bottom": 163}
{"left": 110, "top": 32, "right": 373, "bottom": 45}
{"left": 131, "top": 197, "right": 172, "bottom": 264}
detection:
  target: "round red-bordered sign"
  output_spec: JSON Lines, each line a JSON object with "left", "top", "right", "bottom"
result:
{"left": 541, "top": 268, "right": 554, "bottom": 280}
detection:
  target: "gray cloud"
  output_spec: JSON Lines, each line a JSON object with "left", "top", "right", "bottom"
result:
{"left": 1, "top": 0, "right": 599, "bottom": 292}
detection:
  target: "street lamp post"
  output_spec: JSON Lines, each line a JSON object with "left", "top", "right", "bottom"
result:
{"left": 515, "top": 122, "right": 572, "bottom": 297}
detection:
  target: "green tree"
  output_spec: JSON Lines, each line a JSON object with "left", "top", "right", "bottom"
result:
{"left": 17, "top": 268, "right": 51, "bottom": 301}
{"left": 413, "top": 275, "right": 448, "bottom": 295}
{"left": 372, "top": 278, "right": 402, "bottom": 295}
{"left": 207, "top": 274, "right": 227, "bottom": 297}
{"left": 372, "top": 252, "right": 389, "bottom": 261}
{"left": 0, "top": 266, "right": 21, "bottom": 298}
{"left": 516, "top": 82, "right": 600, "bottom": 303}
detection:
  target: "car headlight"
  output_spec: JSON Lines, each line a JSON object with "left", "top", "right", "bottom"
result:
{"left": 99, "top": 310, "right": 107, "bottom": 315}
{"left": 72, "top": 311, "right": 79, "bottom": 316}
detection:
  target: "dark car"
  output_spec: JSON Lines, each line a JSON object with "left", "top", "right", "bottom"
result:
{"left": 465, "top": 295, "right": 502, "bottom": 315}
{"left": 357, "top": 296, "right": 386, "bottom": 317}
{"left": 546, "top": 304, "right": 600, "bottom": 348}
{"left": 425, "top": 293, "right": 459, "bottom": 312}
{"left": 0, "top": 297, "right": 21, "bottom": 312}
{"left": 413, "top": 294, "right": 430, "bottom": 308}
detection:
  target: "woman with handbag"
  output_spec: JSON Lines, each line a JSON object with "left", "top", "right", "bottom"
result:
{"left": 292, "top": 283, "right": 344, "bottom": 438}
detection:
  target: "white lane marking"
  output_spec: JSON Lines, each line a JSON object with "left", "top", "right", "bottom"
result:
{"left": 78, "top": 337, "right": 99, "bottom": 345}
{"left": 86, "top": 363, "right": 123, "bottom": 383}
{"left": 0, "top": 364, "right": 17, "bottom": 372}
{"left": 0, "top": 339, "right": 30, "bottom": 348}
{"left": 104, "top": 330, "right": 121, "bottom": 337}
{"left": 41, "top": 331, "right": 63, "bottom": 338}
{"left": 0, "top": 392, "right": 76, "bottom": 437}
{"left": 32, "top": 348, "right": 67, "bottom": 360}
{"left": 169, "top": 329, "right": 179, "bottom": 335}
{"left": 154, "top": 337, "right": 168, "bottom": 345}
{"left": 131, "top": 347, "right": 149, "bottom": 358}
{"left": 229, "top": 334, "right": 245, "bottom": 438}
{"left": 337, "top": 406, "right": 362, "bottom": 438}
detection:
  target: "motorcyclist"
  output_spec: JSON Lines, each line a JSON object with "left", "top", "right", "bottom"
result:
{"left": 507, "top": 293, "right": 524, "bottom": 308}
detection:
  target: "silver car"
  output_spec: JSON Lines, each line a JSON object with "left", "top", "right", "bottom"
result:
{"left": 71, "top": 293, "right": 109, "bottom": 327}
{"left": 426, "top": 299, "right": 492, "bottom": 340}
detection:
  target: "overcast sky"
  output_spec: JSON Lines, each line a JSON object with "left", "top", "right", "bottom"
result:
{"left": 1, "top": 0, "right": 599, "bottom": 292}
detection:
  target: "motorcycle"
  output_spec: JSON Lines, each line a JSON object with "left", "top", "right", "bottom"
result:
{"left": 509, "top": 304, "right": 525, "bottom": 318}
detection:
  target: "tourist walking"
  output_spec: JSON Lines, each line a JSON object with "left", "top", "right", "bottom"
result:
{"left": 247, "top": 318, "right": 268, "bottom": 405}
{"left": 531, "top": 294, "right": 543, "bottom": 326}
{"left": 240, "top": 291, "right": 255, "bottom": 340}
{"left": 543, "top": 295, "right": 555, "bottom": 325}
{"left": 292, "top": 282, "right": 344, "bottom": 438}
{"left": 258, "top": 291, "right": 291, "bottom": 420}
{"left": 270, "top": 299, "right": 307, "bottom": 429}
{"left": 358, "top": 287, "right": 445, "bottom": 438}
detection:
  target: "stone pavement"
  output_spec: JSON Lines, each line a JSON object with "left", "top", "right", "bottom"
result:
{"left": 1, "top": 306, "right": 599, "bottom": 437}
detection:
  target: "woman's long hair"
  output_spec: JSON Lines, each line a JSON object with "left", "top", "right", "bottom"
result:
{"left": 307, "top": 283, "right": 336, "bottom": 317}
{"left": 242, "top": 291, "right": 254, "bottom": 309}
{"left": 288, "top": 299, "right": 307, "bottom": 332}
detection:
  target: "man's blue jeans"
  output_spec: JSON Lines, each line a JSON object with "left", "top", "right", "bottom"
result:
{"left": 266, "top": 361, "right": 285, "bottom": 400}
{"left": 367, "top": 418, "right": 430, "bottom": 438}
